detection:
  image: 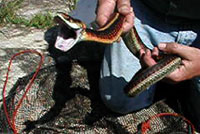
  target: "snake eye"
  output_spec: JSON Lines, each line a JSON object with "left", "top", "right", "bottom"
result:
{"left": 61, "top": 13, "right": 70, "bottom": 20}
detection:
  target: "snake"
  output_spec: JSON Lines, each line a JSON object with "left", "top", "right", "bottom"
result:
{"left": 54, "top": 12, "right": 182, "bottom": 97}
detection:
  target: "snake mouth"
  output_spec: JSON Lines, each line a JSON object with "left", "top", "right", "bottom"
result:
{"left": 54, "top": 17, "right": 83, "bottom": 52}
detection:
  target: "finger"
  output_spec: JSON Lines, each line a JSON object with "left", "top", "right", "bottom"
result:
{"left": 96, "top": 0, "right": 116, "bottom": 26}
{"left": 146, "top": 49, "right": 151, "bottom": 56}
{"left": 158, "top": 43, "right": 198, "bottom": 61}
{"left": 139, "top": 49, "right": 145, "bottom": 57}
{"left": 165, "top": 65, "right": 188, "bottom": 83}
{"left": 152, "top": 47, "right": 159, "bottom": 57}
{"left": 117, "top": 0, "right": 131, "bottom": 14}
{"left": 117, "top": 0, "right": 134, "bottom": 32}
{"left": 142, "top": 49, "right": 157, "bottom": 66}
{"left": 123, "top": 11, "right": 134, "bottom": 32}
{"left": 164, "top": 58, "right": 196, "bottom": 83}
{"left": 139, "top": 49, "right": 146, "bottom": 67}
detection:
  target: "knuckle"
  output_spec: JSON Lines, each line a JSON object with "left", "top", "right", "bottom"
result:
{"left": 169, "top": 43, "right": 179, "bottom": 50}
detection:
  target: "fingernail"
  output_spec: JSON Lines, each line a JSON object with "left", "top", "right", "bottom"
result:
{"left": 131, "top": 7, "right": 134, "bottom": 12}
{"left": 118, "top": 6, "right": 130, "bottom": 13}
{"left": 158, "top": 43, "right": 166, "bottom": 50}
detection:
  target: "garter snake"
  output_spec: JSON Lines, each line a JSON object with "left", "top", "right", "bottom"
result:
{"left": 54, "top": 12, "right": 182, "bottom": 97}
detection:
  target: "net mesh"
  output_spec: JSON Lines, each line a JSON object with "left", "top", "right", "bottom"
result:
{"left": 0, "top": 62, "right": 195, "bottom": 134}
{"left": 141, "top": 113, "right": 194, "bottom": 134}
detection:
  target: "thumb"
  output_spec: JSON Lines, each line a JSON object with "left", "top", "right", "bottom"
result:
{"left": 158, "top": 43, "right": 195, "bottom": 60}
{"left": 96, "top": 0, "right": 116, "bottom": 26}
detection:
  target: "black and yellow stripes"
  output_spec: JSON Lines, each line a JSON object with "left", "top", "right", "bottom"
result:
{"left": 125, "top": 55, "right": 181, "bottom": 97}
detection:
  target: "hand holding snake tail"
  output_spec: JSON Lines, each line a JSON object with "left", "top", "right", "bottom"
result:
{"left": 54, "top": 12, "right": 182, "bottom": 97}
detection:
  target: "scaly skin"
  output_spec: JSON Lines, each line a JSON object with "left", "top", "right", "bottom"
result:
{"left": 83, "top": 13, "right": 124, "bottom": 44}
{"left": 54, "top": 12, "right": 182, "bottom": 97}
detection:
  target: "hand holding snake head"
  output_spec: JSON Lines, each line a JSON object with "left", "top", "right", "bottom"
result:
{"left": 54, "top": 12, "right": 124, "bottom": 52}
{"left": 54, "top": 12, "right": 183, "bottom": 97}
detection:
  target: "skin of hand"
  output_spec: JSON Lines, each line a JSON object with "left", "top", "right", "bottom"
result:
{"left": 96, "top": 0, "right": 134, "bottom": 33}
{"left": 140, "top": 43, "right": 200, "bottom": 83}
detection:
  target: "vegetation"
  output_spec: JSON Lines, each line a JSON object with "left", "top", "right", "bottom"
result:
{"left": 0, "top": 0, "right": 78, "bottom": 29}
{"left": 8, "top": 12, "right": 55, "bottom": 29}
{"left": 0, "top": 0, "right": 24, "bottom": 23}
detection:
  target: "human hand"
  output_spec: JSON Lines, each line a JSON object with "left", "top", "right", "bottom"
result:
{"left": 140, "top": 43, "right": 200, "bottom": 83}
{"left": 96, "top": 0, "right": 134, "bottom": 32}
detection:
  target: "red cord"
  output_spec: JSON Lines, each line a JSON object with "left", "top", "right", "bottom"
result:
{"left": 2, "top": 50, "right": 195, "bottom": 134}
{"left": 141, "top": 112, "right": 195, "bottom": 134}
{"left": 2, "top": 50, "right": 44, "bottom": 134}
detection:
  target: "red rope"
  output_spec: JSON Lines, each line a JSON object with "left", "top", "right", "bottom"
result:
{"left": 2, "top": 50, "right": 44, "bottom": 134}
{"left": 141, "top": 112, "right": 195, "bottom": 134}
{"left": 2, "top": 50, "right": 196, "bottom": 134}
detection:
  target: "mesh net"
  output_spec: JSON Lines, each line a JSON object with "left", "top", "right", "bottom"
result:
{"left": 0, "top": 58, "right": 195, "bottom": 134}
{"left": 141, "top": 113, "right": 194, "bottom": 134}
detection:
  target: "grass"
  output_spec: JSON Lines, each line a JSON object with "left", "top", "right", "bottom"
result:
{"left": 0, "top": 0, "right": 25, "bottom": 25}
{"left": 9, "top": 12, "right": 55, "bottom": 29}
{"left": 0, "top": 0, "right": 78, "bottom": 29}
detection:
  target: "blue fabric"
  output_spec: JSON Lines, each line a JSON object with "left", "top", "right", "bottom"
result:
{"left": 99, "top": 0, "right": 200, "bottom": 114}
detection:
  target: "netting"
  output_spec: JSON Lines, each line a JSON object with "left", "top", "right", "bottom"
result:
{"left": 141, "top": 113, "right": 194, "bottom": 134}
{"left": 0, "top": 51, "right": 195, "bottom": 134}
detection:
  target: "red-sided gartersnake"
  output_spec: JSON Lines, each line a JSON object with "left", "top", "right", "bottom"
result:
{"left": 54, "top": 12, "right": 182, "bottom": 97}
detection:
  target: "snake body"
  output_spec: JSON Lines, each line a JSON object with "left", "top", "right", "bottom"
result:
{"left": 54, "top": 12, "right": 182, "bottom": 97}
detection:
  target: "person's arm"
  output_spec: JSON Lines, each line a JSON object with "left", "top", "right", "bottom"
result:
{"left": 141, "top": 43, "right": 200, "bottom": 83}
{"left": 96, "top": 0, "right": 134, "bottom": 32}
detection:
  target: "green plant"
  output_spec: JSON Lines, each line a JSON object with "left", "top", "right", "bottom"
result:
{"left": 29, "top": 12, "right": 54, "bottom": 29}
{"left": 0, "top": 0, "right": 24, "bottom": 24}
{"left": 9, "top": 12, "right": 55, "bottom": 29}
{"left": 0, "top": 0, "right": 78, "bottom": 29}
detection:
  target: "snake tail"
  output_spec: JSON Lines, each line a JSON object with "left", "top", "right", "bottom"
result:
{"left": 124, "top": 55, "right": 182, "bottom": 97}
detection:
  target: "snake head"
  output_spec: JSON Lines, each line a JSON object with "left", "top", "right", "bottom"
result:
{"left": 54, "top": 12, "right": 86, "bottom": 52}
